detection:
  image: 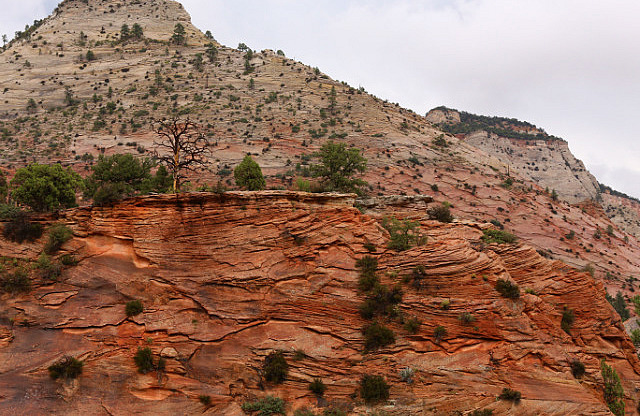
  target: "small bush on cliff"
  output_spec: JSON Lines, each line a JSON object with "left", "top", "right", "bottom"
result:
{"left": 2, "top": 212, "right": 43, "bottom": 243}
{"left": 0, "top": 170, "right": 7, "bottom": 202}
{"left": 631, "top": 329, "right": 640, "bottom": 346}
{"left": 606, "top": 291, "right": 630, "bottom": 321}
{"left": 10, "top": 163, "right": 83, "bottom": 212}
{"left": 359, "top": 284, "right": 402, "bottom": 319}
{"left": 482, "top": 229, "right": 517, "bottom": 244}
{"left": 44, "top": 224, "right": 72, "bottom": 254}
{"left": 362, "top": 322, "right": 395, "bottom": 351}
{"left": 561, "top": 307, "right": 575, "bottom": 334}
{"left": 382, "top": 216, "right": 424, "bottom": 251}
{"left": 241, "top": 395, "right": 285, "bottom": 415}
{"left": 48, "top": 356, "right": 83, "bottom": 380}
{"left": 0, "top": 269, "right": 30, "bottom": 293}
{"left": 309, "top": 378, "right": 326, "bottom": 396}
{"left": 134, "top": 347, "right": 155, "bottom": 374}
{"left": 359, "top": 374, "right": 389, "bottom": 404}
{"left": 263, "top": 351, "right": 288, "bottom": 384}
{"left": 410, "top": 265, "right": 427, "bottom": 290}
{"left": 355, "top": 255, "right": 378, "bottom": 291}
{"left": 570, "top": 359, "right": 585, "bottom": 378}
{"left": 403, "top": 316, "right": 421, "bottom": 334}
{"left": 458, "top": 312, "right": 476, "bottom": 325}
{"left": 434, "top": 325, "right": 447, "bottom": 342}
{"left": 427, "top": 202, "right": 453, "bottom": 223}
{"left": 125, "top": 300, "right": 144, "bottom": 317}
{"left": 234, "top": 155, "right": 266, "bottom": 191}
{"left": 36, "top": 253, "right": 62, "bottom": 281}
{"left": 495, "top": 278, "right": 520, "bottom": 299}
{"left": 470, "top": 410, "right": 493, "bottom": 416}
{"left": 198, "top": 394, "right": 211, "bottom": 406}
{"left": 498, "top": 388, "right": 521, "bottom": 403}
{"left": 601, "top": 359, "right": 625, "bottom": 416}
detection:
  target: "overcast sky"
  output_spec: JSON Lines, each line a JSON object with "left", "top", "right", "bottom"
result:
{"left": 3, "top": 0, "right": 640, "bottom": 198}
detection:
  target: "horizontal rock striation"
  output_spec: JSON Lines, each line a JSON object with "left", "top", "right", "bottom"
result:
{"left": 1, "top": 192, "right": 639, "bottom": 414}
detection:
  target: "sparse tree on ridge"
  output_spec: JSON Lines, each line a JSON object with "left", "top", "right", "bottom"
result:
{"left": 171, "top": 23, "right": 186, "bottom": 45}
{"left": 154, "top": 118, "right": 209, "bottom": 193}
{"left": 311, "top": 141, "right": 368, "bottom": 195}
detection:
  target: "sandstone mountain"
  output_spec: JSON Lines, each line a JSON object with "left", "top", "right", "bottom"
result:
{"left": 1, "top": 0, "right": 640, "bottom": 414}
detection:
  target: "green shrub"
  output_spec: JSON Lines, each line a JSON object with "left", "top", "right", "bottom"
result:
{"left": 60, "top": 254, "right": 78, "bottom": 266}
{"left": 482, "top": 229, "right": 517, "bottom": 244}
{"left": 48, "top": 356, "right": 83, "bottom": 380}
{"left": 320, "top": 409, "right": 346, "bottom": 416}
{"left": 125, "top": 300, "right": 144, "bottom": 317}
{"left": 601, "top": 359, "right": 625, "bottom": 416}
{"left": 434, "top": 325, "right": 447, "bottom": 342}
{"left": 404, "top": 316, "right": 421, "bottom": 334}
{"left": 234, "top": 155, "right": 266, "bottom": 191}
{"left": 382, "top": 216, "right": 424, "bottom": 251}
{"left": 44, "top": 224, "right": 72, "bottom": 254}
{"left": 470, "top": 410, "right": 493, "bottom": 416}
{"left": 85, "top": 154, "right": 165, "bottom": 204}
{"left": 86, "top": 50, "right": 96, "bottom": 61}
{"left": 495, "top": 278, "right": 520, "bottom": 299}
{"left": 606, "top": 291, "right": 630, "bottom": 321}
{"left": 0, "top": 269, "right": 30, "bottom": 293}
{"left": 241, "top": 396, "right": 285, "bottom": 415}
{"left": 427, "top": 202, "right": 453, "bottom": 223}
{"left": 359, "top": 374, "right": 389, "bottom": 404}
{"left": 410, "top": 265, "right": 427, "bottom": 290}
{"left": 11, "top": 163, "right": 83, "bottom": 212}
{"left": 458, "top": 312, "right": 476, "bottom": 325}
{"left": 36, "top": 253, "right": 62, "bottom": 280}
{"left": 561, "top": 307, "right": 575, "bottom": 334}
{"left": 3, "top": 214, "right": 43, "bottom": 243}
{"left": 399, "top": 367, "right": 415, "bottom": 384}
{"left": 356, "top": 256, "right": 378, "bottom": 291}
{"left": 263, "top": 351, "right": 288, "bottom": 384}
{"left": 570, "top": 359, "right": 585, "bottom": 378}
{"left": 440, "top": 299, "right": 451, "bottom": 310}
{"left": 362, "top": 322, "right": 395, "bottom": 351}
{"left": 359, "top": 284, "right": 402, "bottom": 319}
{"left": 498, "top": 388, "right": 521, "bottom": 403}
{"left": 310, "top": 141, "right": 367, "bottom": 195}
{"left": 134, "top": 347, "right": 155, "bottom": 374}
{"left": 198, "top": 394, "right": 211, "bottom": 406}
{"left": 631, "top": 329, "right": 640, "bottom": 346}
{"left": 309, "top": 378, "right": 326, "bottom": 396}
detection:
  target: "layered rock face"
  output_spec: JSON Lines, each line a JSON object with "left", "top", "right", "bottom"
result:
{"left": 426, "top": 108, "right": 600, "bottom": 204}
{"left": 1, "top": 193, "right": 639, "bottom": 415}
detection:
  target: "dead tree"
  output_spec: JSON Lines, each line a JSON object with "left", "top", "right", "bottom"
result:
{"left": 154, "top": 117, "right": 209, "bottom": 192}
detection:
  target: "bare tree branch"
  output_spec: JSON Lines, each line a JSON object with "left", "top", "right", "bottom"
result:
{"left": 153, "top": 117, "right": 210, "bottom": 192}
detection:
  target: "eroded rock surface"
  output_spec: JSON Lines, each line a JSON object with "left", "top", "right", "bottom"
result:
{"left": 1, "top": 192, "right": 638, "bottom": 415}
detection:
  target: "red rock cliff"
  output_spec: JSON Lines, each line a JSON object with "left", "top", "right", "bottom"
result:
{"left": 1, "top": 192, "right": 639, "bottom": 415}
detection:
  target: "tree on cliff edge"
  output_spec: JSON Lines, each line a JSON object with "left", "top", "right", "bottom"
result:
{"left": 311, "top": 141, "right": 367, "bottom": 195}
{"left": 154, "top": 117, "right": 209, "bottom": 193}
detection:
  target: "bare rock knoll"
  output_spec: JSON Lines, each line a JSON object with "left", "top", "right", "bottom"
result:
{"left": 426, "top": 107, "right": 600, "bottom": 204}
{"left": 1, "top": 192, "right": 640, "bottom": 415}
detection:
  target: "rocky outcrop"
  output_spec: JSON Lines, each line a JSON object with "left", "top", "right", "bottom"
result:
{"left": 464, "top": 131, "right": 600, "bottom": 204}
{"left": 1, "top": 192, "right": 639, "bottom": 415}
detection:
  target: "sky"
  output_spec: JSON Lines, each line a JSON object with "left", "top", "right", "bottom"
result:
{"left": 2, "top": 0, "right": 640, "bottom": 198}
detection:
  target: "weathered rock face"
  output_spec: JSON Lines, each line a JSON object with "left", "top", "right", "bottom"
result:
{"left": 426, "top": 108, "right": 600, "bottom": 204}
{"left": 464, "top": 131, "right": 600, "bottom": 204}
{"left": 1, "top": 193, "right": 639, "bottom": 415}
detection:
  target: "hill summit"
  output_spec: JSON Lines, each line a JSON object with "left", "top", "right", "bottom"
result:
{"left": 2, "top": 1, "right": 640, "bottom": 414}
